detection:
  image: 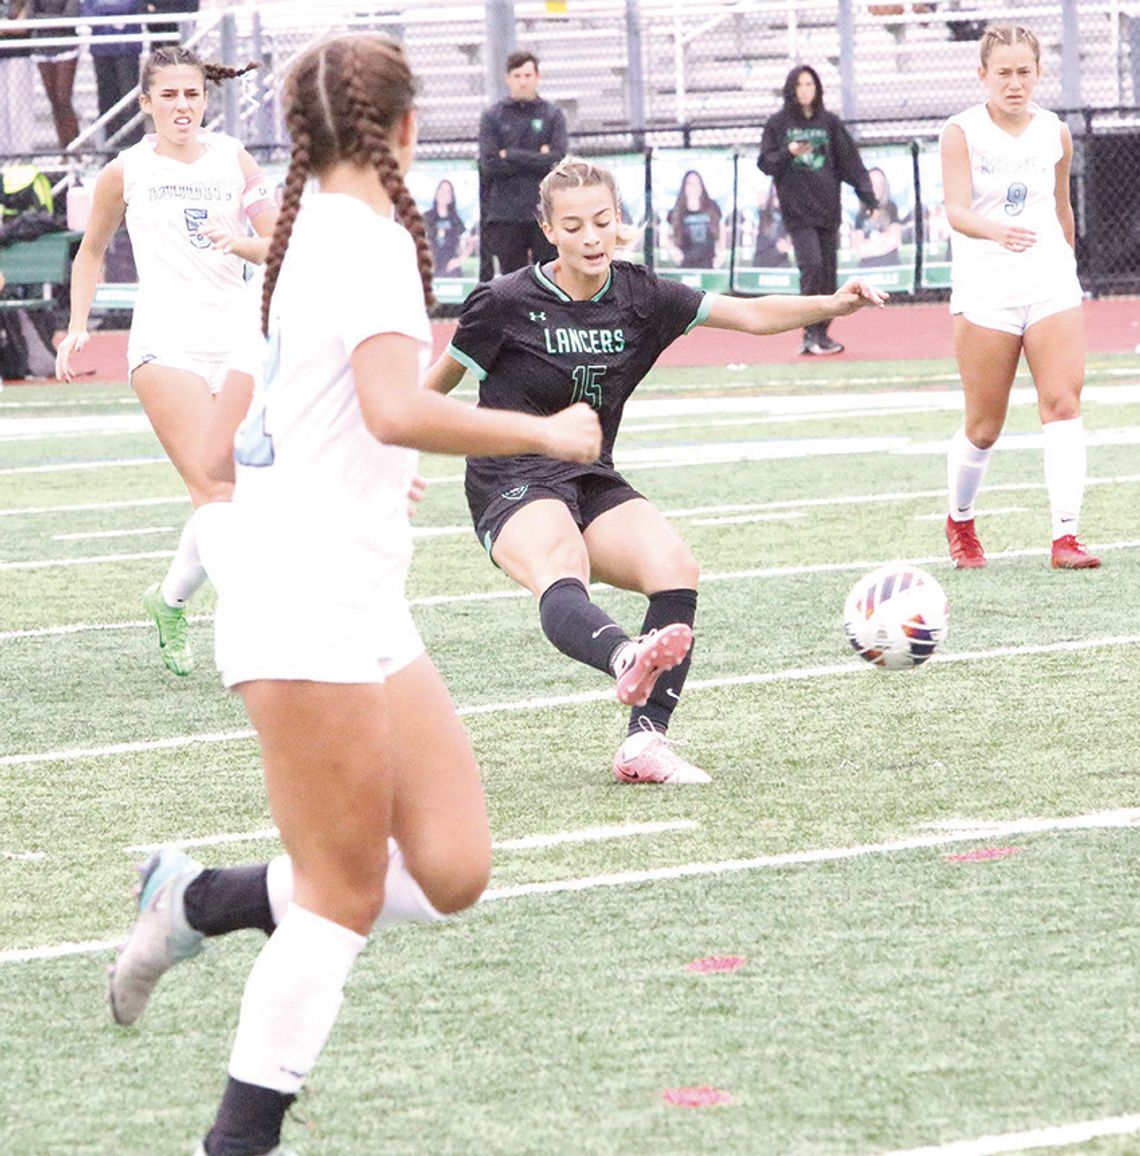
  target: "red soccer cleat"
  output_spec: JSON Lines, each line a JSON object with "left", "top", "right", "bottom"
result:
{"left": 945, "top": 515, "right": 987, "bottom": 569}
{"left": 1051, "top": 534, "right": 1101, "bottom": 570}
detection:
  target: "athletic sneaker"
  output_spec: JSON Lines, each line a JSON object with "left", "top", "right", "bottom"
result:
{"left": 613, "top": 623, "right": 693, "bottom": 707}
{"left": 193, "top": 1146, "right": 298, "bottom": 1156}
{"left": 192, "top": 1146, "right": 298, "bottom": 1156}
{"left": 1051, "top": 534, "right": 1101, "bottom": 570}
{"left": 945, "top": 516, "right": 987, "bottom": 569}
{"left": 142, "top": 582, "right": 194, "bottom": 676}
{"left": 612, "top": 725, "right": 711, "bottom": 785}
{"left": 109, "top": 848, "right": 205, "bottom": 1026}
{"left": 801, "top": 337, "right": 844, "bottom": 356}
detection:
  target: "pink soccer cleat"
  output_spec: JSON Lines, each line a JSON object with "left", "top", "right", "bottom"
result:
{"left": 612, "top": 726, "right": 711, "bottom": 785}
{"left": 613, "top": 623, "right": 693, "bottom": 707}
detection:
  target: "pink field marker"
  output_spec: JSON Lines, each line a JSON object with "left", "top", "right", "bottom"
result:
{"left": 686, "top": 955, "right": 748, "bottom": 973}
{"left": 944, "top": 846, "right": 1024, "bottom": 862}
{"left": 662, "top": 1086, "right": 735, "bottom": 1108}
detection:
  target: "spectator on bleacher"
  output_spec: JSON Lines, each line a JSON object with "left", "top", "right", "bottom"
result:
{"left": 24, "top": 0, "right": 81, "bottom": 148}
{"left": 941, "top": 24, "right": 1098, "bottom": 572}
{"left": 758, "top": 64, "right": 878, "bottom": 355}
{"left": 666, "top": 168, "right": 725, "bottom": 268}
{"left": 478, "top": 49, "right": 567, "bottom": 276}
{"left": 425, "top": 155, "right": 887, "bottom": 786}
{"left": 80, "top": 0, "right": 144, "bottom": 147}
{"left": 55, "top": 45, "right": 277, "bottom": 677}
{"left": 851, "top": 166, "right": 903, "bottom": 267}
{"left": 423, "top": 177, "right": 473, "bottom": 275}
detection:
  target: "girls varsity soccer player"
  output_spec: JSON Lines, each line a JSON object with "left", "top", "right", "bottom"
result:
{"left": 106, "top": 33, "right": 600, "bottom": 1156}
{"left": 56, "top": 46, "right": 279, "bottom": 675}
{"left": 426, "top": 155, "right": 886, "bottom": 784}
{"left": 941, "top": 25, "right": 1100, "bottom": 570}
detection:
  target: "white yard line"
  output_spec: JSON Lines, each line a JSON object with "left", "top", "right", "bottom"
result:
{"left": 51, "top": 526, "right": 174, "bottom": 541}
{"left": 874, "top": 1112, "right": 1140, "bottom": 1156}
{"left": 6, "top": 633, "right": 1140, "bottom": 770}
{"left": 3, "top": 808, "right": 1136, "bottom": 965}
{"left": 123, "top": 819, "right": 699, "bottom": 857}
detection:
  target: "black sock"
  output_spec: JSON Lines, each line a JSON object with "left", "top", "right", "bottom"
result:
{"left": 204, "top": 1077, "right": 294, "bottom": 1156}
{"left": 183, "top": 864, "right": 276, "bottom": 937}
{"left": 538, "top": 577, "right": 629, "bottom": 675}
{"left": 629, "top": 588, "right": 698, "bottom": 736}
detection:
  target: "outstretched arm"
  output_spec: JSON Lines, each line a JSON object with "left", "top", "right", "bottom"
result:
{"left": 701, "top": 280, "right": 887, "bottom": 336}
{"left": 56, "top": 162, "right": 126, "bottom": 381}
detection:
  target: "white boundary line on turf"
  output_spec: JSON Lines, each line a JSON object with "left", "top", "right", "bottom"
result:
{"left": 874, "top": 1112, "right": 1140, "bottom": 1156}
{"left": 5, "top": 633, "right": 1140, "bottom": 770}
{"left": 5, "top": 472, "right": 1140, "bottom": 527}
{"left": 3, "top": 808, "right": 1137, "bottom": 965}
{"left": 122, "top": 819, "right": 698, "bottom": 856}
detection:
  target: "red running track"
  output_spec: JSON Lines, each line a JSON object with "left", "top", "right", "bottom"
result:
{"left": 32, "top": 296, "right": 1140, "bottom": 382}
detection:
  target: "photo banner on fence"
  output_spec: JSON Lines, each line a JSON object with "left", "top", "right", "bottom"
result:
{"left": 917, "top": 140, "right": 951, "bottom": 289}
{"left": 650, "top": 147, "right": 734, "bottom": 292}
{"left": 405, "top": 158, "right": 481, "bottom": 303}
{"left": 838, "top": 142, "right": 916, "bottom": 293}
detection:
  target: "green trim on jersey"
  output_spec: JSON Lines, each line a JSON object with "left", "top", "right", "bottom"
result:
{"left": 684, "top": 293, "right": 713, "bottom": 335}
{"left": 531, "top": 262, "right": 614, "bottom": 304}
{"left": 447, "top": 341, "right": 488, "bottom": 382}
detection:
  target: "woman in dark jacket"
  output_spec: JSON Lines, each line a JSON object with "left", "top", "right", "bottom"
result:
{"left": 758, "top": 65, "right": 877, "bottom": 354}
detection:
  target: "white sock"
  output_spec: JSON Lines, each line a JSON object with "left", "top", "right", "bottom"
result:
{"left": 947, "top": 428, "right": 993, "bottom": 522}
{"left": 228, "top": 904, "right": 366, "bottom": 1095}
{"left": 1042, "top": 417, "right": 1086, "bottom": 539}
{"left": 264, "top": 842, "right": 445, "bottom": 932}
{"left": 160, "top": 502, "right": 229, "bottom": 607}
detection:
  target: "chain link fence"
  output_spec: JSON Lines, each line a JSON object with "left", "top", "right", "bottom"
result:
{"left": 1, "top": 0, "right": 1138, "bottom": 294}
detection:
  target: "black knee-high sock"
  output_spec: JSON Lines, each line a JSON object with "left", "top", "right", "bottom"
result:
{"left": 183, "top": 865, "right": 276, "bottom": 937}
{"left": 538, "top": 577, "right": 629, "bottom": 675}
{"left": 629, "top": 588, "right": 698, "bottom": 736}
{"left": 204, "top": 1077, "right": 294, "bottom": 1156}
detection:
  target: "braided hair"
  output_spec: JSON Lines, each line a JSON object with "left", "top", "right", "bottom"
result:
{"left": 261, "top": 34, "right": 433, "bottom": 335}
{"left": 979, "top": 25, "right": 1041, "bottom": 68}
{"left": 140, "top": 45, "right": 259, "bottom": 93}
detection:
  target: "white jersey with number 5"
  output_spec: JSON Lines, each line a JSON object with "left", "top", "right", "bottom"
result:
{"left": 942, "top": 102, "right": 1079, "bottom": 308}
{"left": 121, "top": 131, "right": 250, "bottom": 360}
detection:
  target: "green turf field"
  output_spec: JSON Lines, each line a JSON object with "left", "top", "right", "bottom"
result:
{"left": 2, "top": 354, "right": 1140, "bottom": 1155}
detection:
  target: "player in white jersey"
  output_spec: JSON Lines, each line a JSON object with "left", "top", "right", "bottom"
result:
{"left": 940, "top": 25, "right": 1100, "bottom": 571}
{"left": 56, "top": 46, "right": 280, "bottom": 675}
{"left": 104, "top": 34, "right": 600, "bottom": 1156}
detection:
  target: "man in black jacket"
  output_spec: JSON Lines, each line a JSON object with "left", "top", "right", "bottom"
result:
{"left": 478, "top": 51, "right": 568, "bottom": 277}
{"left": 758, "top": 65, "right": 877, "bottom": 355}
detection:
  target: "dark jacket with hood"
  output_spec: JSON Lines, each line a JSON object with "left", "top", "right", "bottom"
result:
{"left": 757, "top": 66, "right": 876, "bottom": 231}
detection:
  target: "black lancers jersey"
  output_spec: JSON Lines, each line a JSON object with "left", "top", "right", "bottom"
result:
{"left": 449, "top": 260, "right": 710, "bottom": 511}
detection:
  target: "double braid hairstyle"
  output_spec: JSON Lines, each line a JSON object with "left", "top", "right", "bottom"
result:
{"left": 979, "top": 25, "right": 1041, "bottom": 68}
{"left": 261, "top": 34, "right": 433, "bottom": 336}
{"left": 140, "top": 45, "right": 259, "bottom": 93}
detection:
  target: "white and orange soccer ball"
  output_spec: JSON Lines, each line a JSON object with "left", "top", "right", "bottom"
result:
{"left": 843, "top": 564, "right": 949, "bottom": 671}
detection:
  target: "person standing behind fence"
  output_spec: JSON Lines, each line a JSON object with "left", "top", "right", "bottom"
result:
{"left": 23, "top": 0, "right": 80, "bottom": 148}
{"left": 758, "top": 64, "right": 878, "bottom": 356}
{"left": 80, "top": 0, "right": 144, "bottom": 147}
{"left": 940, "top": 25, "right": 1099, "bottom": 571}
{"left": 55, "top": 46, "right": 279, "bottom": 676}
{"left": 478, "top": 50, "right": 567, "bottom": 277}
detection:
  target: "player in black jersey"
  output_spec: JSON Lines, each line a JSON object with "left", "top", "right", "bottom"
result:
{"left": 427, "top": 156, "right": 886, "bottom": 784}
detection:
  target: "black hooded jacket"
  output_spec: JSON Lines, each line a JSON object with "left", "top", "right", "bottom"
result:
{"left": 757, "top": 66, "right": 876, "bottom": 231}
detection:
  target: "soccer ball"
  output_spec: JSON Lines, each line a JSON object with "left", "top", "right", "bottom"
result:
{"left": 843, "top": 564, "right": 949, "bottom": 671}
